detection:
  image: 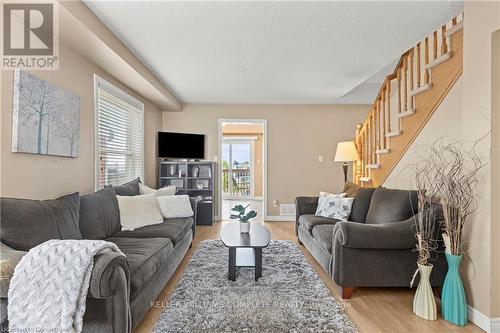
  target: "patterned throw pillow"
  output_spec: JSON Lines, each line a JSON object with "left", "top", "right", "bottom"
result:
{"left": 315, "top": 194, "right": 354, "bottom": 220}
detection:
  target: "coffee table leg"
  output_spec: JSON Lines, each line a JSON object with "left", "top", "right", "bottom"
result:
{"left": 255, "top": 248, "right": 262, "bottom": 281}
{"left": 228, "top": 247, "right": 236, "bottom": 281}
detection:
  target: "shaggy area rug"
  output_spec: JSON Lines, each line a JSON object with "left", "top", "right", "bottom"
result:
{"left": 153, "top": 240, "right": 358, "bottom": 333}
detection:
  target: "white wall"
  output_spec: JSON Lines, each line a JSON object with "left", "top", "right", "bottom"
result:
{"left": 162, "top": 103, "right": 369, "bottom": 217}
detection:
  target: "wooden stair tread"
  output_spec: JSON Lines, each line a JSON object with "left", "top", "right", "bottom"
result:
{"left": 385, "top": 131, "right": 402, "bottom": 138}
{"left": 366, "top": 164, "right": 381, "bottom": 169}
{"left": 376, "top": 149, "right": 391, "bottom": 154}
{"left": 425, "top": 52, "right": 453, "bottom": 70}
{"left": 445, "top": 21, "right": 463, "bottom": 38}
{"left": 410, "top": 83, "right": 433, "bottom": 96}
{"left": 397, "top": 109, "right": 416, "bottom": 118}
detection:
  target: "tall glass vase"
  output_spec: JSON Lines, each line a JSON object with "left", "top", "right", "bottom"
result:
{"left": 413, "top": 263, "right": 437, "bottom": 320}
{"left": 442, "top": 253, "right": 467, "bottom": 326}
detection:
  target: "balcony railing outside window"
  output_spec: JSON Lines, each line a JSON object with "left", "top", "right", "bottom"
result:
{"left": 223, "top": 168, "right": 250, "bottom": 197}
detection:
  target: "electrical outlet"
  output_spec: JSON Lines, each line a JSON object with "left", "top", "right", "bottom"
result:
{"left": 273, "top": 200, "right": 278, "bottom": 208}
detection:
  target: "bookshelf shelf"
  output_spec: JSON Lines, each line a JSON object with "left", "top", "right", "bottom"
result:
{"left": 159, "top": 160, "right": 215, "bottom": 225}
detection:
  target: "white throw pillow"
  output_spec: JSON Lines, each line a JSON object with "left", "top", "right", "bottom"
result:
{"left": 117, "top": 193, "right": 164, "bottom": 231}
{"left": 139, "top": 183, "right": 176, "bottom": 197}
{"left": 319, "top": 191, "right": 347, "bottom": 198}
{"left": 156, "top": 195, "right": 194, "bottom": 219}
{"left": 315, "top": 194, "right": 354, "bottom": 221}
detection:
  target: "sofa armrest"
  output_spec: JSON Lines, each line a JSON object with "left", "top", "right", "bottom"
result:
{"left": 333, "top": 216, "right": 416, "bottom": 250}
{"left": 189, "top": 197, "right": 198, "bottom": 239}
{"left": 295, "top": 196, "right": 319, "bottom": 218}
{"left": 295, "top": 196, "right": 319, "bottom": 236}
{"left": 88, "top": 251, "right": 129, "bottom": 299}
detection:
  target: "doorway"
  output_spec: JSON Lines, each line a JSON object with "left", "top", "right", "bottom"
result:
{"left": 218, "top": 119, "right": 267, "bottom": 222}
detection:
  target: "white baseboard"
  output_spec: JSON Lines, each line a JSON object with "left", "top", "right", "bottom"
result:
{"left": 468, "top": 305, "right": 500, "bottom": 333}
{"left": 491, "top": 317, "right": 500, "bottom": 333}
{"left": 264, "top": 215, "right": 295, "bottom": 222}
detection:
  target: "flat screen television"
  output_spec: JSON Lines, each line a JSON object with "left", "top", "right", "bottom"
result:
{"left": 158, "top": 132, "right": 205, "bottom": 159}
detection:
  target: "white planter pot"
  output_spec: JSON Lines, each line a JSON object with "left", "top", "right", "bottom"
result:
{"left": 413, "top": 263, "right": 437, "bottom": 321}
{"left": 239, "top": 221, "right": 250, "bottom": 233}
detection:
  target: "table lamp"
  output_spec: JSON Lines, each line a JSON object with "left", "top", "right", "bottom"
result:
{"left": 334, "top": 141, "right": 359, "bottom": 183}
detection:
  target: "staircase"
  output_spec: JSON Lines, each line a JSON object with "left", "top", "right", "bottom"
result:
{"left": 353, "top": 13, "right": 464, "bottom": 186}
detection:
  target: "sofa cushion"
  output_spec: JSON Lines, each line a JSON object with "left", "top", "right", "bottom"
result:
{"left": 365, "top": 187, "right": 418, "bottom": 224}
{"left": 311, "top": 224, "right": 335, "bottom": 253}
{"left": 106, "top": 237, "right": 173, "bottom": 298}
{"left": 349, "top": 187, "right": 376, "bottom": 223}
{"left": 157, "top": 195, "right": 194, "bottom": 219}
{"left": 117, "top": 194, "right": 164, "bottom": 231}
{"left": 298, "top": 214, "right": 339, "bottom": 233}
{"left": 139, "top": 183, "right": 176, "bottom": 197}
{"left": 113, "top": 177, "right": 141, "bottom": 196}
{"left": 0, "top": 192, "right": 81, "bottom": 251}
{"left": 112, "top": 217, "right": 193, "bottom": 246}
{"left": 79, "top": 186, "right": 121, "bottom": 239}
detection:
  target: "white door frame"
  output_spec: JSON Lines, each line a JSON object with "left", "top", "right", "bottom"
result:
{"left": 217, "top": 119, "right": 267, "bottom": 221}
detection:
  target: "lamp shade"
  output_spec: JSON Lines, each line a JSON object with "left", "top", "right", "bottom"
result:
{"left": 334, "top": 141, "right": 359, "bottom": 162}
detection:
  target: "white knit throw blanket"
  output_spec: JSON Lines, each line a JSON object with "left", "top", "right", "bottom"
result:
{"left": 8, "top": 239, "right": 123, "bottom": 333}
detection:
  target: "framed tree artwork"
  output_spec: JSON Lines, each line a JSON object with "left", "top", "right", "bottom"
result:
{"left": 11, "top": 70, "right": 80, "bottom": 157}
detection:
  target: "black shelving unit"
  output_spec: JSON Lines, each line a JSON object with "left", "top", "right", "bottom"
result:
{"left": 159, "top": 160, "right": 215, "bottom": 225}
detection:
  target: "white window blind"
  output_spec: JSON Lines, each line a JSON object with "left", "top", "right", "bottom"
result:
{"left": 95, "top": 75, "right": 144, "bottom": 190}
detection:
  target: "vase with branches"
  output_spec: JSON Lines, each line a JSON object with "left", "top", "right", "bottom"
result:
{"left": 410, "top": 138, "right": 485, "bottom": 325}
{"left": 230, "top": 204, "right": 257, "bottom": 233}
{"left": 408, "top": 155, "right": 442, "bottom": 321}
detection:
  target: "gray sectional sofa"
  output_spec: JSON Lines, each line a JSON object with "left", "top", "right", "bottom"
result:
{"left": 296, "top": 184, "right": 447, "bottom": 299}
{"left": 0, "top": 178, "right": 196, "bottom": 332}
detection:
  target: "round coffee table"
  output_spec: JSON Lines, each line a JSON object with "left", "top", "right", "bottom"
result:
{"left": 219, "top": 222, "right": 271, "bottom": 281}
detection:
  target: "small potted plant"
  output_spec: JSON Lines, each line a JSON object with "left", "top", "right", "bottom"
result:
{"left": 231, "top": 204, "right": 257, "bottom": 233}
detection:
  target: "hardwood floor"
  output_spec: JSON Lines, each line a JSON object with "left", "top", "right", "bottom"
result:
{"left": 134, "top": 221, "right": 482, "bottom": 333}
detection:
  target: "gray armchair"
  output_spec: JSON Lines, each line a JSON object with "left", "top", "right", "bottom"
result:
{"left": 296, "top": 186, "right": 447, "bottom": 299}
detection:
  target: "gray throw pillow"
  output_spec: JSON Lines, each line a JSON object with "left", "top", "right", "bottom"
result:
{"left": 79, "top": 186, "right": 121, "bottom": 239}
{"left": 0, "top": 192, "right": 81, "bottom": 251}
{"left": 113, "top": 177, "right": 141, "bottom": 196}
{"left": 365, "top": 187, "right": 418, "bottom": 224}
{"left": 349, "top": 187, "right": 376, "bottom": 222}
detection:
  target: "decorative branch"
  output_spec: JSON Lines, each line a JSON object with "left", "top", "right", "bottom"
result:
{"left": 411, "top": 136, "right": 487, "bottom": 256}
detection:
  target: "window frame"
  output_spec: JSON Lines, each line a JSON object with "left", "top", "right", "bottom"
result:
{"left": 93, "top": 74, "right": 145, "bottom": 191}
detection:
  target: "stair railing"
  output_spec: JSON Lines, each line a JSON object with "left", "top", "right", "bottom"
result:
{"left": 353, "top": 13, "right": 463, "bottom": 185}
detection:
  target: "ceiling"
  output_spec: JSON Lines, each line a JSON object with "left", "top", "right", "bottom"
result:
{"left": 83, "top": 1, "right": 463, "bottom": 105}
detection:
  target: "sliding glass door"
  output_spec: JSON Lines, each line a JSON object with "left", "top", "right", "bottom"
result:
{"left": 222, "top": 140, "right": 253, "bottom": 198}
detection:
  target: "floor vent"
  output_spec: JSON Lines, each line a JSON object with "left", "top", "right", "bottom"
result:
{"left": 280, "top": 204, "right": 296, "bottom": 216}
